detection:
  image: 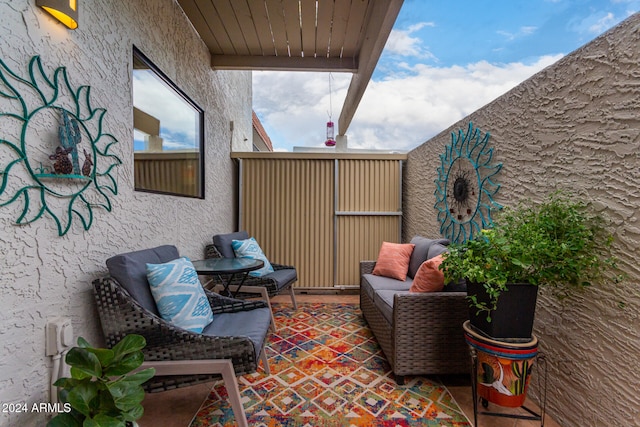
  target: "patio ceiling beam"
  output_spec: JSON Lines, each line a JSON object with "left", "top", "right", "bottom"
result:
{"left": 211, "top": 55, "right": 358, "bottom": 72}
{"left": 337, "top": 0, "right": 404, "bottom": 136}
{"left": 176, "top": 0, "right": 405, "bottom": 138}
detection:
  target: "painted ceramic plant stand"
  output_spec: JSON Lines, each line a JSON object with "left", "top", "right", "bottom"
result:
{"left": 463, "top": 320, "right": 548, "bottom": 426}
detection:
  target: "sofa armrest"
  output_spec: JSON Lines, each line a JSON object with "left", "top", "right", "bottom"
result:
{"left": 390, "top": 291, "right": 470, "bottom": 376}
{"left": 393, "top": 291, "right": 468, "bottom": 317}
{"left": 392, "top": 291, "right": 469, "bottom": 343}
{"left": 272, "top": 263, "right": 295, "bottom": 271}
{"left": 204, "top": 289, "right": 269, "bottom": 313}
{"left": 360, "top": 260, "right": 376, "bottom": 275}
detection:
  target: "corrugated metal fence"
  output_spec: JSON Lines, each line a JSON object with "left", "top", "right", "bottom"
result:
{"left": 234, "top": 152, "right": 406, "bottom": 289}
{"left": 134, "top": 152, "right": 201, "bottom": 197}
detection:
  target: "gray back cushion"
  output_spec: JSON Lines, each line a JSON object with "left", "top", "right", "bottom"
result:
{"left": 213, "top": 231, "right": 249, "bottom": 258}
{"left": 427, "top": 242, "right": 449, "bottom": 259}
{"left": 407, "top": 236, "right": 450, "bottom": 278}
{"left": 106, "top": 245, "right": 180, "bottom": 315}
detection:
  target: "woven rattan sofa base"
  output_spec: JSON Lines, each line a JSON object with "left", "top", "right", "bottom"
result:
{"left": 359, "top": 264, "right": 470, "bottom": 384}
{"left": 93, "top": 276, "right": 268, "bottom": 393}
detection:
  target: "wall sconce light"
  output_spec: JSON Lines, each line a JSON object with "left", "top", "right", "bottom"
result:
{"left": 36, "top": 0, "right": 79, "bottom": 30}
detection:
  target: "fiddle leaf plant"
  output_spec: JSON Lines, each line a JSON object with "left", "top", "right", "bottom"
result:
{"left": 441, "top": 191, "right": 620, "bottom": 320}
{"left": 48, "top": 334, "right": 155, "bottom": 427}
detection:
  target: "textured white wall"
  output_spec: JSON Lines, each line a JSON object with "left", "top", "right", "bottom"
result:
{"left": 0, "top": 1, "right": 251, "bottom": 425}
{"left": 405, "top": 14, "right": 640, "bottom": 427}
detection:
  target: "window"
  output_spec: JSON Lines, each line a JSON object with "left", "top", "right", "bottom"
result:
{"left": 132, "top": 46, "right": 204, "bottom": 198}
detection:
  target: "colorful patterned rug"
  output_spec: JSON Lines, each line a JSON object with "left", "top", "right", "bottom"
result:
{"left": 190, "top": 303, "right": 471, "bottom": 427}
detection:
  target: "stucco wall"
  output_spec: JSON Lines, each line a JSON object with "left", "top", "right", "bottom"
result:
{"left": 405, "top": 13, "right": 640, "bottom": 427}
{"left": 0, "top": 1, "right": 252, "bottom": 425}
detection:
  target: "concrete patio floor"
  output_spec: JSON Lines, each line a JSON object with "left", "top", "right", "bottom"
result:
{"left": 139, "top": 293, "right": 561, "bottom": 427}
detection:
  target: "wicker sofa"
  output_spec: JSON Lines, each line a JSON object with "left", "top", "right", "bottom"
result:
{"left": 360, "top": 236, "right": 470, "bottom": 384}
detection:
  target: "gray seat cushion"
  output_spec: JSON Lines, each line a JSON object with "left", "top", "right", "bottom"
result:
{"left": 408, "top": 236, "right": 450, "bottom": 278}
{"left": 263, "top": 268, "right": 297, "bottom": 290}
{"left": 202, "top": 306, "right": 272, "bottom": 354}
{"left": 106, "top": 245, "right": 180, "bottom": 316}
{"left": 361, "top": 273, "right": 412, "bottom": 302}
{"left": 213, "top": 231, "right": 250, "bottom": 258}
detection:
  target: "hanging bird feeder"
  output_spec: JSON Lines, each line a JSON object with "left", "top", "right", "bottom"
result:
{"left": 325, "top": 121, "right": 336, "bottom": 147}
{"left": 324, "top": 73, "right": 336, "bottom": 147}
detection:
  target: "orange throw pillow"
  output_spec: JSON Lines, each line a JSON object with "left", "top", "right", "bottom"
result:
{"left": 410, "top": 254, "right": 445, "bottom": 292}
{"left": 372, "top": 242, "right": 415, "bottom": 281}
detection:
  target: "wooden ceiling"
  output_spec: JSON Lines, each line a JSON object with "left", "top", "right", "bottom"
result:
{"left": 176, "top": 0, "right": 404, "bottom": 135}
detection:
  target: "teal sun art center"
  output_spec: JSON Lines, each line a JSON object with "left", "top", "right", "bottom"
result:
{"left": 434, "top": 123, "right": 502, "bottom": 243}
{"left": 0, "top": 56, "right": 121, "bottom": 236}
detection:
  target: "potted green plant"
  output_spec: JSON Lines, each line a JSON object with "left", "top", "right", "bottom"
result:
{"left": 48, "top": 334, "right": 155, "bottom": 427}
{"left": 441, "top": 191, "right": 618, "bottom": 340}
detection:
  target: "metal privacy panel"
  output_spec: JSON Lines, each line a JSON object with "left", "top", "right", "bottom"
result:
{"left": 336, "top": 159, "right": 402, "bottom": 285}
{"left": 238, "top": 154, "right": 404, "bottom": 288}
{"left": 338, "top": 159, "right": 401, "bottom": 212}
{"left": 240, "top": 158, "right": 334, "bottom": 288}
{"left": 336, "top": 215, "right": 402, "bottom": 286}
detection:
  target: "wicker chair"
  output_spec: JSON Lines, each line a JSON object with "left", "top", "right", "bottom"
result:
{"left": 93, "top": 245, "right": 273, "bottom": 427}
{"left": 204, "top": 231, "right": 298, "bottom": 330}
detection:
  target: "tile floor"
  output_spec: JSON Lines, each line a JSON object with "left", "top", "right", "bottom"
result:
{"left": 139, "top": 293, "right": 561, "bottom": 427}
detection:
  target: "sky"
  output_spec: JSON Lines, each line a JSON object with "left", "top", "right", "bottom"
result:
{"left": 133, "top": 69, "right": 200, "bottom": 151}
{"left": 252, "top": 0, "right": 640, "bottom": 152}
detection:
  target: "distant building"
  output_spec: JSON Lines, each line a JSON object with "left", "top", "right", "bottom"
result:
{"left": 252, "top": 111, "right": 273, "bottom": 152}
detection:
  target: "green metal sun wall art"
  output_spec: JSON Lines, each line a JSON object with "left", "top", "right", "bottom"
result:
{"left": 434, "top": 122, "right": 502, "bottom": 243}
{"left": 0, "top": 56, "right": 121, "bottom": 236}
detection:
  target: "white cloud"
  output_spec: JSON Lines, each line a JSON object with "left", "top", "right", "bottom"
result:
{"left": 384, "top": 22, "right": 436, "bottom": 59}
{"left": 133, "top": 71, "right": 199, "bottom": 149}
{"left": 569, "top": 8, "right": 638, "bottom": 38}
{"left": 253, "top": 55, "right": 563, "bottom": 152}
{"left": 497, "top": 25, "right": 538, "bottom": 41}
{"left": 588, "top": 12, "right": 616, "bottom": 33}
{"left": 253, "top": 71, "right": 350, "bottom": 150}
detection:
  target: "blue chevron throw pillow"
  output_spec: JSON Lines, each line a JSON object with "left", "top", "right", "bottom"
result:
{"left": 146, "top": 257, "right": 213, "bottom": 333}
{"left": 232, "top": 237, "right": 275, "bottom": 277}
